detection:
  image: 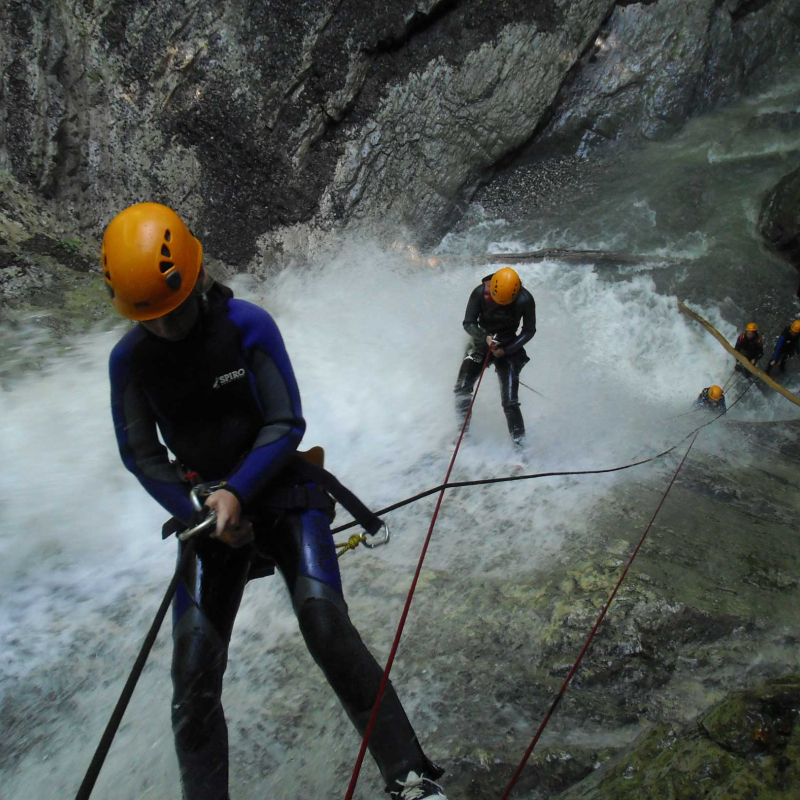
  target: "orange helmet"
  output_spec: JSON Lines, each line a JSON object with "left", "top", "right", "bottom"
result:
{"left": 708, "top": 385, "right": 723, "bottom": 402}
{"left": 791, "top": 320, "right": 800, "bottom": 334}
{"left": 101, "top": 203, "right": 203, "bottom": 321}
{"left": 745, "top": 322, "right": 757, "bottom": 333}
{"left": 490, "top": 267, "right": 521, "bottom": 305}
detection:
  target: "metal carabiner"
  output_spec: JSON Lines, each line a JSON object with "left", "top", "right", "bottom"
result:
{"left": 179, "top": 485, "right": 220, "bottom": 542}
{"left": 178, "top": 511, "right": 217, "bottom": 542}
{"left": 363, "top": 521, "right": 390, "bottom": 549}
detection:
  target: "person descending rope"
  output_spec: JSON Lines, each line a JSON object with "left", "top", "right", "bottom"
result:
{"left": 766, "top": 319, "right": 800, "bottom": 375}
{"left": 733, "top": 322, "right": 764, "bottom": 374}
{"left": 695, "top": 384, "right": 727, "bottom": 412}
{"left": 454, "top": 267, "right": 536, "bottom": 447}
{"left": 103, "top": 203, "right": 448, "bottom": 800}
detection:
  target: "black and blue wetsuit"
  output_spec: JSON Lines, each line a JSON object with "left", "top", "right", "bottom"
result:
{"left": 768, "top": 327, "right": 800, "bottom": 374}
{"left": 734, "top": 332, "right": 764, "bottom": 374}
{"left": 454, "top": 274, "right": 536, "bottom": 444}
{"left": 695, "top": 388, "right": 727, "bottom": 413}
{"left": 110, "top": 283, "right": 439, "bottom": 799}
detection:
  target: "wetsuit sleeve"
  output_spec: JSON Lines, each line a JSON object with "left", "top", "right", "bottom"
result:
{"left": 734, "top": 334, "right": 744, "bottom": 353}
{"left": 109, "top": 340, "right": 194, "bottom": 524}
{"left": 772, "top": 335, "right": 787, "bottom": 361}
{"left": 223, "top": 301, "right": 306, "bottom": 506}
{"left": 757, "top": 338, "right": 764, "bottom": 360}
{"left": 503, "top": 291, "right": 537, "bottom": 356}
{"left": 462, "top": 285, "right": 487, "bottom": 343}
{"left": 720, "top": 396, "right": 727, "bottom": 412}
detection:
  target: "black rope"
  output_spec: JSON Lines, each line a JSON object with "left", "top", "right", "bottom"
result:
{"left": 332, "top": 379, "right": 756, "bottom": 536}
{"left": 75, "top": 540, "right": 197, "bottom": 800}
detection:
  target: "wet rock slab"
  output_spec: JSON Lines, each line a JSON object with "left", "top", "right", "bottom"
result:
{"left": 561, "top": 674, "right": 800, "bottom": 799}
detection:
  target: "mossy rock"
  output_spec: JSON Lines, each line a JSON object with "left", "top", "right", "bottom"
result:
{"left": 559, "top": 675, "right": 800, "bottom": 799}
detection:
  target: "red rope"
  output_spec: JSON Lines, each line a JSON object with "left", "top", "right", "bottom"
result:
{"left": 344, "top": 349, "right": 492, "bottom": 800}
{"left": 499, "top": 429, "right": 700, "bottom": 800}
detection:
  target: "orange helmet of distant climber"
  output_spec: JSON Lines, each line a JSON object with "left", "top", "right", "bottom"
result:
{"left": 101, "top": 203, "right": 203, "bottom": 321}
{"left": 745, "top": 322, "right": 757, "bottom": 333}
{"left": 490, "top": 267, "right": 521, "bottom": 305}
{"left": 792, "top": 320, "right": 800, "bottom": 334}
{"left": 708, "top": 385, "right": 723, "bottom": 402}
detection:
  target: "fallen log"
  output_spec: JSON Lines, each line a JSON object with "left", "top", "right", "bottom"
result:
{"left": 485, "top": 249, "right": 680, "bottom": 266}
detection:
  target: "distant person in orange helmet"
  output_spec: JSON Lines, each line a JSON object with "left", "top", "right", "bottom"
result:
{"left": 454, "top": 267, "right": 536, "bottom": 446}
{"left": 733, "top": 322, "right": 764, "bottom": 374}
{"left": 695, "top": 384, "right": 727, "bottom": 412}
{"left": 766, "top": 320, "right": 800, "bottom": 375}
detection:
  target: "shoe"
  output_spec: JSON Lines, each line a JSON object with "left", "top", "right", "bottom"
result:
{"left": 389, "top": 771, "right": 449, "bottom": 799}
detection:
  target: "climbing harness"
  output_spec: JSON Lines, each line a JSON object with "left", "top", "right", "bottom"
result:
{"left": 343, "top": 349, "right": 493, "bottom": 800}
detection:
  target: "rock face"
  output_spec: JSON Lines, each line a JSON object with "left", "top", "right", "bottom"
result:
{"left": 0, "top": 0, "right": 798, "bottom": 267}
{"left": 759, "top": 166, "right": 800, "bottom": 275}
{"left": 529, "top": 0, "right": 800, "bottom": 159}
{"left": 561, "top": 675, "right": 800, "bottom": 799}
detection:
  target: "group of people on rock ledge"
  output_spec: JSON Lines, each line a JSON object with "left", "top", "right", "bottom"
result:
{"left": 696, "top": 319, "right": 800, "bottom": 412}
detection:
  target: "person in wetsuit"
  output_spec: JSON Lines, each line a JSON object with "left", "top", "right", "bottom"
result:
{"left": 104, "top": 203, "right": 448, "bottom": 800}
{"left": 454, "top": 267, "right": 536, "bottom": 446}
{"left": 766, "top": 320, "right": 800, "bottom": 375}
{"left": 695, "top": 385, "right": 727, "bottom": 412}
{"left": 733, "top": 322, "right": 764, "bottom": 374}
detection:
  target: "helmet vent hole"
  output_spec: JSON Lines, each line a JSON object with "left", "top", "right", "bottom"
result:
{"left": 160, "top": 261, "right": 174, "bottom": 273}
{"left": 164, "top": 229, "right": 171, "bottom": 242}
{"left": 104, "top": 254, "right": 108, "bottom": 266}
{"left": 165, "top": 271, "right": 183, "bottom": 291}
{"left": 105, "top": 271, "right": 111, "bottom": 280}
{"left": 161, "top": 244, "right": 171, "bottom": 257}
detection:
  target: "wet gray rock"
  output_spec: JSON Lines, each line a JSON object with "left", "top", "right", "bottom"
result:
{"left": 560, "top": 674, "right": 800, "bottom": 799}
{"left": 1, "top": 0, "right": 605, "bottom": 263}
{"left": 759, "top": 166, "right": 800, "bottom": 273}
{"left": 529, "top": 0, "right": 800, "bottom": 160}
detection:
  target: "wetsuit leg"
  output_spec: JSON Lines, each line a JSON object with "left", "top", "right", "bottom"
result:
{"left": 453, "top": 345, "right": 486, "bottom": 426}
{"left": 263, "top": 508, "right": 441, "bottom": 790}
{"left": 495, "top": 354, "right": 526, "bottom": 445}
{"left": 171, "top": 539, "right": 252, "bottom": 800}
